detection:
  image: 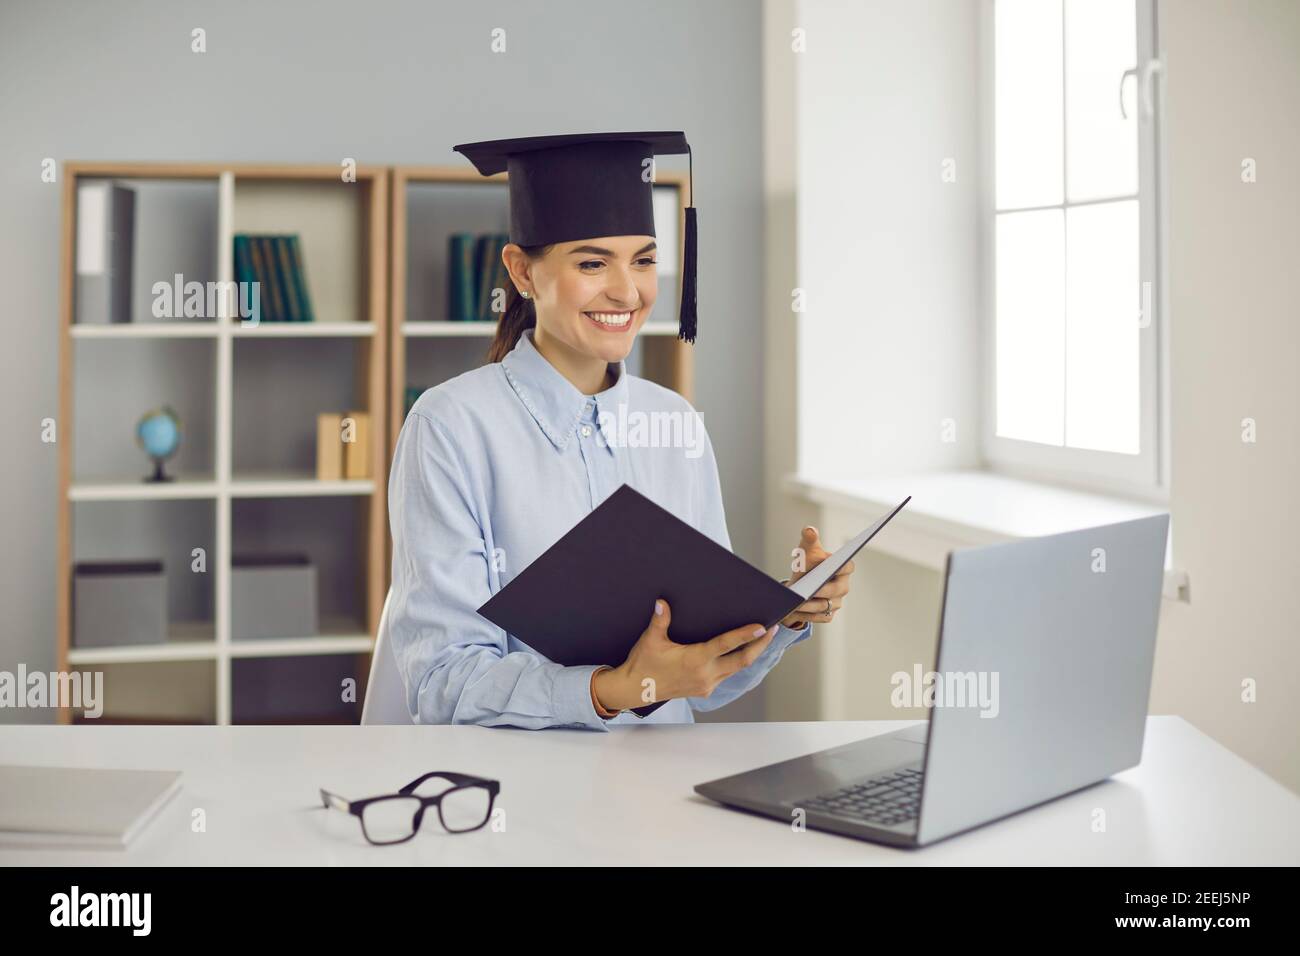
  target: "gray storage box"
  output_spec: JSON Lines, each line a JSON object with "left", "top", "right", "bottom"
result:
{"left": 73, "top": 560, "right": 167, "bottom": 648}
{"left": 232, "top": 654, "right": 361, "bottom": 723}
{"left": 231, "top": 554, "right": 318, "bottom": 641}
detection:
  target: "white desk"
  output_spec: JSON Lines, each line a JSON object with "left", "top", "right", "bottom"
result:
{"left": 1, "top": 716, "right": 1296, "bottom": 865}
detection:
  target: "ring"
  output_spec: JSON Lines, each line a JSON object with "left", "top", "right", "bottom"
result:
{"left": 823, "top": 598, "right": 833, "bottom": 616}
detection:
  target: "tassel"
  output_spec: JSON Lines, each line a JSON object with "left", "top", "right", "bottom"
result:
{"left": 677, "top": 142, "right": 698, "bottom": 344}
{"left": 678, "top": 205, "right": 698, "bottom": 344}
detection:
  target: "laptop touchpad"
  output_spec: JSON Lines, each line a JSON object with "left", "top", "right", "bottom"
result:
{"left": 894, "top": 722, "right": 930, "bottom": 744}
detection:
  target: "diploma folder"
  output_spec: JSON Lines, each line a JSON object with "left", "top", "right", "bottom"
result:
{"left": 477, "top": 484, "right": 909, "bottom": 717}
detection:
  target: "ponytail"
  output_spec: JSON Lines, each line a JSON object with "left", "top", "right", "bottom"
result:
{"left": 486, "top": 243, "right": 550, "bottom": 363}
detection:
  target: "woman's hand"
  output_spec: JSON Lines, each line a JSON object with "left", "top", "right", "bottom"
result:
{"left": 779, "top": 526, "right": 855, "bottom": 629}
{"left": 592, "top": 598, "right": 776, "bottom": 712}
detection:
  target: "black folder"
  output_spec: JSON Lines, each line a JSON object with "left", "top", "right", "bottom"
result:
{"left": 477, "top": 484, "right": 909, "bottom": 717}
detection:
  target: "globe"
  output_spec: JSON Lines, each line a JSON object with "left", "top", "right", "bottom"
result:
{"left": 136, "top": 406, "right": 182, "bottom": 482}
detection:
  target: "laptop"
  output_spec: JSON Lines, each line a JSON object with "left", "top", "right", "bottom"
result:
{"left": 694, "top": 513, "right": 1170, "bottom": 848}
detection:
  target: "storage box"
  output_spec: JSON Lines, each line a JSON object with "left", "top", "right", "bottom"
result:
{"left": 232, "top": 654, "right": 362, "bottom": 723}
{"left": 231, "top": 554, "right": 318, "bottom": 641}
{"left": 73, "top": 560, "right": 167, "bottom": 648}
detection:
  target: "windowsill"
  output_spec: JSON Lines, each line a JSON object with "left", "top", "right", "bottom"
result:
{"left": 782, "top": 470, "right": 1189, "bottom": 603}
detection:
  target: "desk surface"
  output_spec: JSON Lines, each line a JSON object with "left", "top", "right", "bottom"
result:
{"left": 1, "top": 716, "right": 1296, "bottom": 865}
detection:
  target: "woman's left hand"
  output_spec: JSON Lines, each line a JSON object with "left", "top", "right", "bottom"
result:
{"left": 780, "top": 526, "right": 854, "bottom": 629}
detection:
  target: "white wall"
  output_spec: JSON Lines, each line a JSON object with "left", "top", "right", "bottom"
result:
{"left": 764, "top": 0, "right": 983, "bottom": 721}
{"left": 762, "top": 0, "right": 824, "bottom": 719}
{"left": 794, "top": 0, "right": 983, "bottom": 479}
{"left": 1150, "top": 0, "right": 1300, "bottom": 792}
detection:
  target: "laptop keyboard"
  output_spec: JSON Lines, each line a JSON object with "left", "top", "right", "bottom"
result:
{"left": 801, "top": 767, "right": 923, "bottom": 828}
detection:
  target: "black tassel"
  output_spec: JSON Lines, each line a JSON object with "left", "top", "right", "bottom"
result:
{"left": 678, "top": 205, "right": 698, "bottom": 344}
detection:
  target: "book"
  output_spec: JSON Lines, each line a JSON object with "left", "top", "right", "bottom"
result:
{"left": 473, "top": 234, "right": 500, "bottom": 321}
{"left": 0, "top": 765, "right": 181, "bottom": 850}
{"left": 233, "top": 234, "right": 314, "bottom": 323}
{"left": 233, "top": 235, "right": 256, "bottom": 321}
{"left": 491, "top": 233, "right": 511, "bottom": 320}
{"left": 448, "top": 233, "right": 477, "bottom": 321}
{"left": 286, "top": 235, "right": 315, "bottom": 322}
{"left": 478, "top": 485, "right": 909, "bottom": 717}
{"left": 446, "top": 232, "right": 511, "bottom": 322}
{"left": 273, "top": 237, "right": 303, "bottom": 321}
{"left": 342, "top": 410, "right": 370, "bottom": 480}
{"left": 261, "top": 237, "right": 290, "bottom": 321}
{"left": 316, "top": 413, "right": 344, "bottom": 480}
{"left": 75, "top": 182, "right": 136, "bottom": 324}
{"left": 245, "top": 237, "right": 275, "bottom": 321}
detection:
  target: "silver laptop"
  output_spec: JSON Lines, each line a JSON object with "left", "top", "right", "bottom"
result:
{"left": 695, "top": 513, "right": 1170, "bottom": 848}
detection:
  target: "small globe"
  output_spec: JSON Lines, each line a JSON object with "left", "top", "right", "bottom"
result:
{"left": 136, "top": 406, "right": 182, "bottom": 481}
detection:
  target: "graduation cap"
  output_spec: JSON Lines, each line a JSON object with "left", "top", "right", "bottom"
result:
{"left": 453, "top": 131, "right": 698, "bottom": 343}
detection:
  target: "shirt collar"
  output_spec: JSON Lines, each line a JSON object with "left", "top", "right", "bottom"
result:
{"left": 501, "top": 328, "right": 629, "bottom": 451}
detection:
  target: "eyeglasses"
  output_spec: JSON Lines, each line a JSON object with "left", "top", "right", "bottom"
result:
{"left": 319, "top": 771, "right": 501, "bottom": 845}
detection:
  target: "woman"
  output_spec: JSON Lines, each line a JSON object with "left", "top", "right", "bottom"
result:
{"left": 387, "top": 131, "right": 855, "bottom": 728}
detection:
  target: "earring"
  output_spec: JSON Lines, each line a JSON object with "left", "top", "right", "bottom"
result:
{"left": 520, "top": 289, "right": 531, "bottom": 299}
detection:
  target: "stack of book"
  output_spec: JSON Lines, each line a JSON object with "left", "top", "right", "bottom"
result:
{"left": 316, "top": 411, "right": 371, "bottom": 479}
{"left": 234, "top": 234, "right": 316, "bottom": 322}
{"left": 1, "top": 765, "right": 182, "bottom": 850}
{"left": 448, "top": 233, "right": 510, "bottom": 322}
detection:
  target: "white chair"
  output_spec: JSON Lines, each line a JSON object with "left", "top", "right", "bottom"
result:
{"left": 360, "top": 589, "right": 414, "bottom": 725}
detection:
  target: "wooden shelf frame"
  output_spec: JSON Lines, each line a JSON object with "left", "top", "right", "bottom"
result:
{"left": 56, "top": 162, "right": 389, "bottom": 725}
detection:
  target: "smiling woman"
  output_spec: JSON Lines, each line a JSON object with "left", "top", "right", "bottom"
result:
{"left": 383, "top": 131, "right": 855, "bottom": 730}
{"left": 472, "top": 133, "right": 688, "bottom": 369}
{"left": 486, "top": 235, "right": 659, "bottom": 385}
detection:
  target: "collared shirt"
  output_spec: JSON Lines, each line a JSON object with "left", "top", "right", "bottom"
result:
{"left": 387, "top": 327, "right": 811, "bottom": 730}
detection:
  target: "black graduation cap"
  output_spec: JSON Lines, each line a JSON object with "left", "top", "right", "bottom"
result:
{"left": 453, "top": 131, "right": 698, "bottom": 344}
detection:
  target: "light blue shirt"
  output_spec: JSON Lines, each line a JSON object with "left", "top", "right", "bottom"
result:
{"left": 387, "top": 328, "right": 811, "bottom": 730}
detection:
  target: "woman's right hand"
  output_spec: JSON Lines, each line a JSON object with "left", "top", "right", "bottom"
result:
{"left": 592, "top": 598, "right": 776, "bottom": 712}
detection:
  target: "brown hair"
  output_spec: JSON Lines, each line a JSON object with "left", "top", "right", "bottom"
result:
{"left": 486, "top": 243, "right": 552, "bottom": 363}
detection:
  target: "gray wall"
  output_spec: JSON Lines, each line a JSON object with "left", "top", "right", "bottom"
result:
{"left": 0, "top": 0, "right": 767, "bottom": 722}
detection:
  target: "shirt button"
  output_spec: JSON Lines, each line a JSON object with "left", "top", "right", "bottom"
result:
{"left": 580, "top": 425, "right": 592, "bottom": 438}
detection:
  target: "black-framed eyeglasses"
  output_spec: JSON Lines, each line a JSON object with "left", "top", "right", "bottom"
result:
{"left": 320, "top": 771, "right": 501, "bottom": 845}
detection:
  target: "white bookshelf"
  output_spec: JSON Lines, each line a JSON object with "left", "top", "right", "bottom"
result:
{"left": 57, "top": 162, "right": 390, "bottom": 725}
{"left": 71, "top": 322, "right": 219, "bottom": 339}
{"left": 231, "top": 321, "right": 377, "bottom": 337}
{"left": 401, "top": 319, "right": 683, "bottom": 338}
{"left": 69, "top": 475, "right": 220, "bottom": 501}
{"left": 71, "top": 322, "right": 379, "bottom": 339}
{"left": 228, "top": 474, "right": 376, "bottom": 497}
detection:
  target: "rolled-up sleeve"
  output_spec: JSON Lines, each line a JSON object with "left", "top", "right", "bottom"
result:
{"left": 685, "top": 419, "right": 812, "bottom": 713}
{"left": 388, "top": 410, "right": 612, "bottom": 731}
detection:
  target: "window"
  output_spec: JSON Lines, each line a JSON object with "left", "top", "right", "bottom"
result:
{"left": 983, "top": 0, "right": 1165, "bottom": 495}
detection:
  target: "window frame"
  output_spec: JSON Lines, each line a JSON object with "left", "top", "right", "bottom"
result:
{"left": 979, "top": 0, "right": 1169, "bottom": 501}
